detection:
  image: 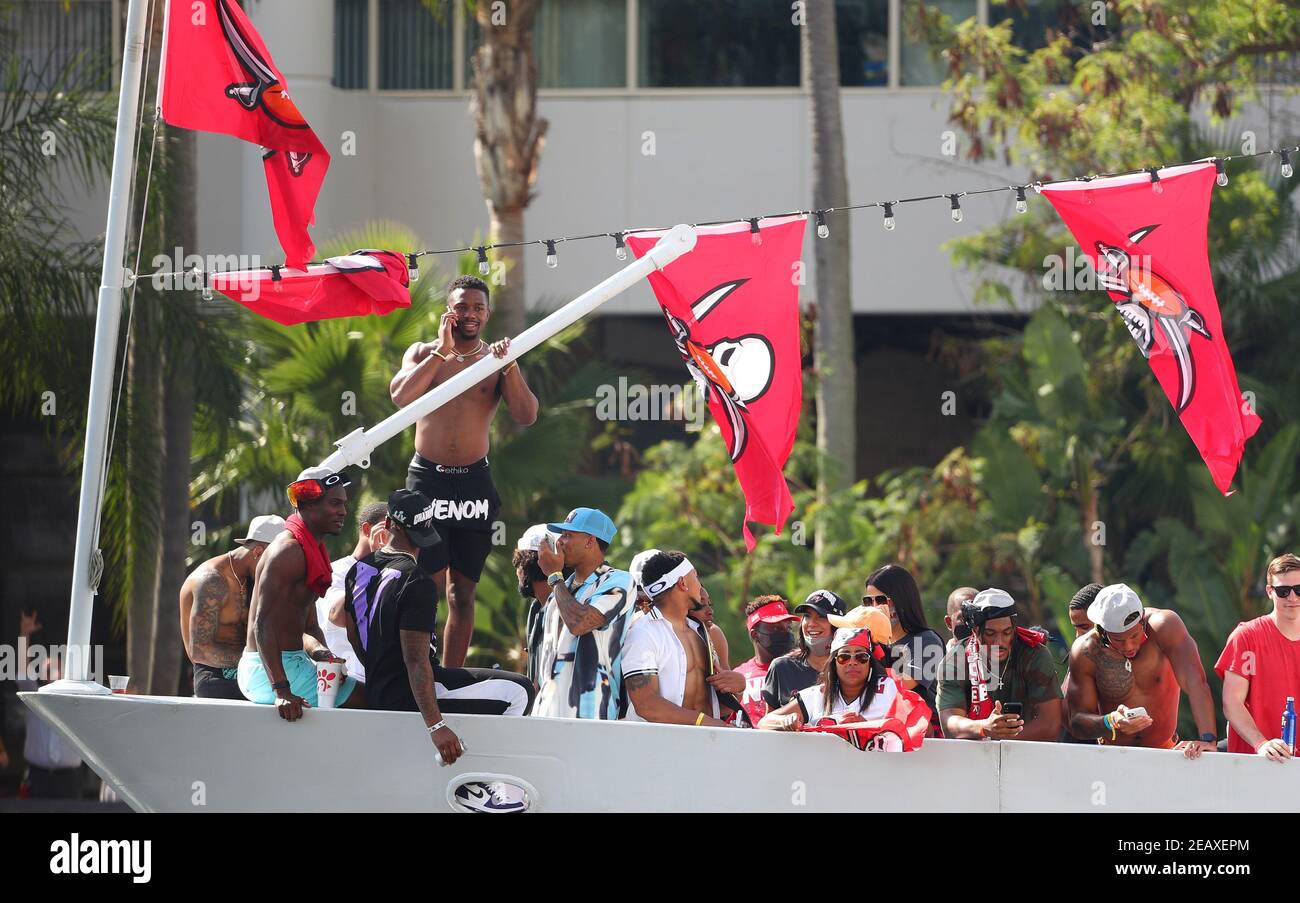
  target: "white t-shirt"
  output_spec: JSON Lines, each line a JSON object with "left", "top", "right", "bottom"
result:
{"left": 621, "top": 607, "right": 721, "bottom": 722}
{"left": 318, "top": 555, "right": 365, "bottom": 683}
{"left": 796, "top": 675, "right": 899, "bottom": 723}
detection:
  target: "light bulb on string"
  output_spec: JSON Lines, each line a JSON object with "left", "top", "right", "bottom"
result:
{"left": 544, "top": 240, "right": 558, "bottom": 268}
{"left": 406, "top": 253, "right": 420, "bottom": 283}
{"left": 1281, "top": 148, "right": 1294, "bottom": 179}
{"left": 476, "top": 246, "right": 489, "bottom": 276}
{"left": 1215, "top": 158, "right": 1229, "bottom": 187}
{"left": 613, "top": 232, "right": 628, "bottom": 261}
{"left": 748, "top": 218, "right": 762, "bottom": 246}
{"left": 1015, "top": 186, "right": 1028, "bottom": 214}
{"left": 815, "top": 211, "right": 829, "bottom": 239}
{"left": 882, "top": 202, "right": 895, "bottom": 231}
{"left": 948, "top": 194, "right": 963, "bottom": 223}
{"left": 1148, "top": 168, "right": 1163, "bottom": 194}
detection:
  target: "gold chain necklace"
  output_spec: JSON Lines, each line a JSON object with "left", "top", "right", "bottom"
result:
{"left": 225, "top": 552, "right": 246, "bottom": 606}
{"left": 451, "top": 340, "right": 487, "bottom": 363}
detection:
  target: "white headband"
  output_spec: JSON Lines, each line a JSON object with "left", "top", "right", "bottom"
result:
{"left": 643, "top": 556, "right": 695, "bottom": 599}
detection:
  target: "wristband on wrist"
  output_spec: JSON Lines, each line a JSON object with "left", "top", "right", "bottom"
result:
{"left": 1199, "top": 732, "right": 1217, "bottom": 744}
{"left": 694, "top": 712, "right": 705, "bottom": 727}
{"left": 432, "top": 349, "right": 448, "bottom": 361}
{"left": 427, "top": 720, "right": 446, "bottom": 735}
{"left": 271, "top": 681, "right": 290, "bottom": 692}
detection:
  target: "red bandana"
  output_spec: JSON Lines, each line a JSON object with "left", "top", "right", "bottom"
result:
{"left": 285, "top": 513, "right": 332, "bottom": 597}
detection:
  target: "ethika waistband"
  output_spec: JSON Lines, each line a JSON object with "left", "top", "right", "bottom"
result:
{"left": 410, "top": 454, "right": 490, "bottom": 475}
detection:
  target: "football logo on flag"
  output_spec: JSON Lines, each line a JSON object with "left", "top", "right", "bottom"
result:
{"left": 1040, "top": 162, "right": 1261, "bottom": 494}
{"left": 1096, "top": 225, "right": 1211, "bottom": 412}
{"left": 665, "top": 279, "right": 776, "bottom": 462}
{"left": 217, "top": 0, "right": 309, "bottom": 130}
{"left": 625, "top": 217, "right": 804, "bottom": 550}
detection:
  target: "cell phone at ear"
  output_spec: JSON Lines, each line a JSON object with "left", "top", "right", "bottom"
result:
{"left": 1002, "top": 702, "right": 1023, "bottom": 718}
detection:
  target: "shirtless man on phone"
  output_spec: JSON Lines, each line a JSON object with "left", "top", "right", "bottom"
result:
{"left": 390, "top": 275, "right": 539, "bottom": 668}
{"left": 1066, "top": 583, "right": 1218, "bottom": 757}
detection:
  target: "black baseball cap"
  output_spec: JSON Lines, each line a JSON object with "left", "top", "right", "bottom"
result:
{"left": 795, "top": 589, "right": 848, "bottom": 618}
{"left": 386, "top": 489, "right": 442, "bottom": 548}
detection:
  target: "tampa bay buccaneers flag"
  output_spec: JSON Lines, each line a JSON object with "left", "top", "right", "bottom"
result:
{"left": 159, "top": 0, "right": 329, "bottom": 268}
{"left": 626, "top": 217, "right": 803, "bottom": 550}
{"left": 1041, "top": 163, "right": 1261, "bottom": 494}
{"left": 211, "top": 250, "right": 411, "bottom": 326}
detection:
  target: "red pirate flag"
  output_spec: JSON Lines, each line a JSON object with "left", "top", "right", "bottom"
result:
{"left": 211, "top": 250, "right": 411, "bottom": 326}
{"left": 1041, "top": 163, "right": 1261, "bottom": 494}
{"left": 626, "top": 217, "right": 803, "bottom": 550}
{"left": 159, "top": 0, "right": 329, "bottom": 268}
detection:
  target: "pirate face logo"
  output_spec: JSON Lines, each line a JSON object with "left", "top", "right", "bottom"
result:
{"left": 664, "top": 280, "right": 776, "bottom": 462}
{"left": 1095, "top": 225, "right": 1211, "bottom": 413}
{"left": 218, "top": 0, "right": 310, "bottom": 131}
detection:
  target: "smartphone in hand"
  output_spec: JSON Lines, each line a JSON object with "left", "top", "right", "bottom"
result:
{"left": 1002, "top": 702, "right": 1023, "bottom": 718}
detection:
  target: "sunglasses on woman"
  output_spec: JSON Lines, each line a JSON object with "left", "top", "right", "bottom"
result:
{"left": 1271, "top": 584, "right": 1300, "bottom": 598}
{"left": 834, "top": 651, "right": 872, "bottom": 665}
{"left": 862, "top": 594, "right": 890, "bottom": 606}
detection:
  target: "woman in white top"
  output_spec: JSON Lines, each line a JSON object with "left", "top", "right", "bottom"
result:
{"left": 758, "top": 623, "right": 899, "bottom": 730}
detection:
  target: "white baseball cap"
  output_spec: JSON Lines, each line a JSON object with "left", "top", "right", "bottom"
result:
{"left": 516, "top": 524, "right": 550, "bottom": 552}
{"left": 1087, "top": 583, "right": 1144, "bottom": 634}
{"left": 236, "top": 514, "right": 286, "bottom": 546}
{"left": 629, "top": 548, "right": 661, "bottom": 593}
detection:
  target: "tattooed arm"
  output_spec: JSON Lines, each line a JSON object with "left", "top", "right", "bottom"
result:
{"left": 625, "top": 672, "right": 731, "bottom": 726}
{"left": 400, "top": 628, "right": 462, "bottom": 765}
{"left": 553, "top": 581, "right": 611, "bottom": 637}
{"left": 190, "top": 570, "right": 239, "bottom": 668}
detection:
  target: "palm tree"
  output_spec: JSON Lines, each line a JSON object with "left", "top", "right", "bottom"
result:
{"left": 422, "top": 0, "right": 547, "bottom": 341}
{"left": 800, "top": 0, "right": 856, "bottom": 583}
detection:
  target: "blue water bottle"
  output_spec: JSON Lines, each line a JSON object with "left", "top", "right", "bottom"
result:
{"left": 1282, "top": 696, "right": 1296, "bottom": 755}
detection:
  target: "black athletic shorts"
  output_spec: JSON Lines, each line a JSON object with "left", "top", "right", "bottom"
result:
{"left": 405, "top": 454, "right": 501, "bottom": 583}
{"left": 192, "top": 662, "right": 245, "bottom": 700}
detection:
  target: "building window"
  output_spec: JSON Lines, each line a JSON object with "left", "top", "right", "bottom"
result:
{"left": 536, "top": 0, "right": 626, "bottom": 88}
{"left": 467, "top": 0, "right": 627, "bottom": 89}
{"left": 380, "top": 0, "right": 455, "bottom": 90}
{"left": 637, "top": 0, "right": 800, "bottom": 88}
{"left": 5, "top": 0, "right": 113, "bottom": 91}
{"left": 836, "top": 0, "right": 889, "bottom": 87}
{"left": 990, "top": 0, "right": 1112, "bottom": 57}
{"left": 333, "top": 0, "right": 367, "bottom": 89}
{"left": 901, "top": 0, "right": 975, "bottom": 86}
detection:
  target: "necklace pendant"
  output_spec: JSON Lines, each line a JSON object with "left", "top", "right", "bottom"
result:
{"left": 1125, "top": 659, "right": 1132, "bottom": 673}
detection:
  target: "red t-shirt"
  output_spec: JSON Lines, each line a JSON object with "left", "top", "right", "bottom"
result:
{"left": 1213, "top": 615, "right": 1300, "bottom": 754}
{"left": 734, "top": 657, "right": 770, "bottom": 726}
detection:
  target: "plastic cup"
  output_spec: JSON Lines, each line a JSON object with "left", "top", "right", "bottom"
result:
{"left": 316, "top": 661, "right": 342, "bottom": 709}
{"left": 109, "top": 675, "right": 129, "bottom": 694}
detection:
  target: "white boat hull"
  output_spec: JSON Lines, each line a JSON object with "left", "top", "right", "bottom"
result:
{"left": 20, "top": 691, "right": 1298, "bottom": 812}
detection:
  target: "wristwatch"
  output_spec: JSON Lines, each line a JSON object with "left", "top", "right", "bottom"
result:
{"left": 271, "top": 681, "right": 290, "bottom": 692}
{"left": 547, "top": 572, "right": 564, "bottom": 587}
{"left": 1199, "top": 732, "right": 1217, "bottom": 744}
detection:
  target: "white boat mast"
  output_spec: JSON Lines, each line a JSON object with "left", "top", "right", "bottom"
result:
{"left": 49, "top": 0, "right": 150, "bottom": 693}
